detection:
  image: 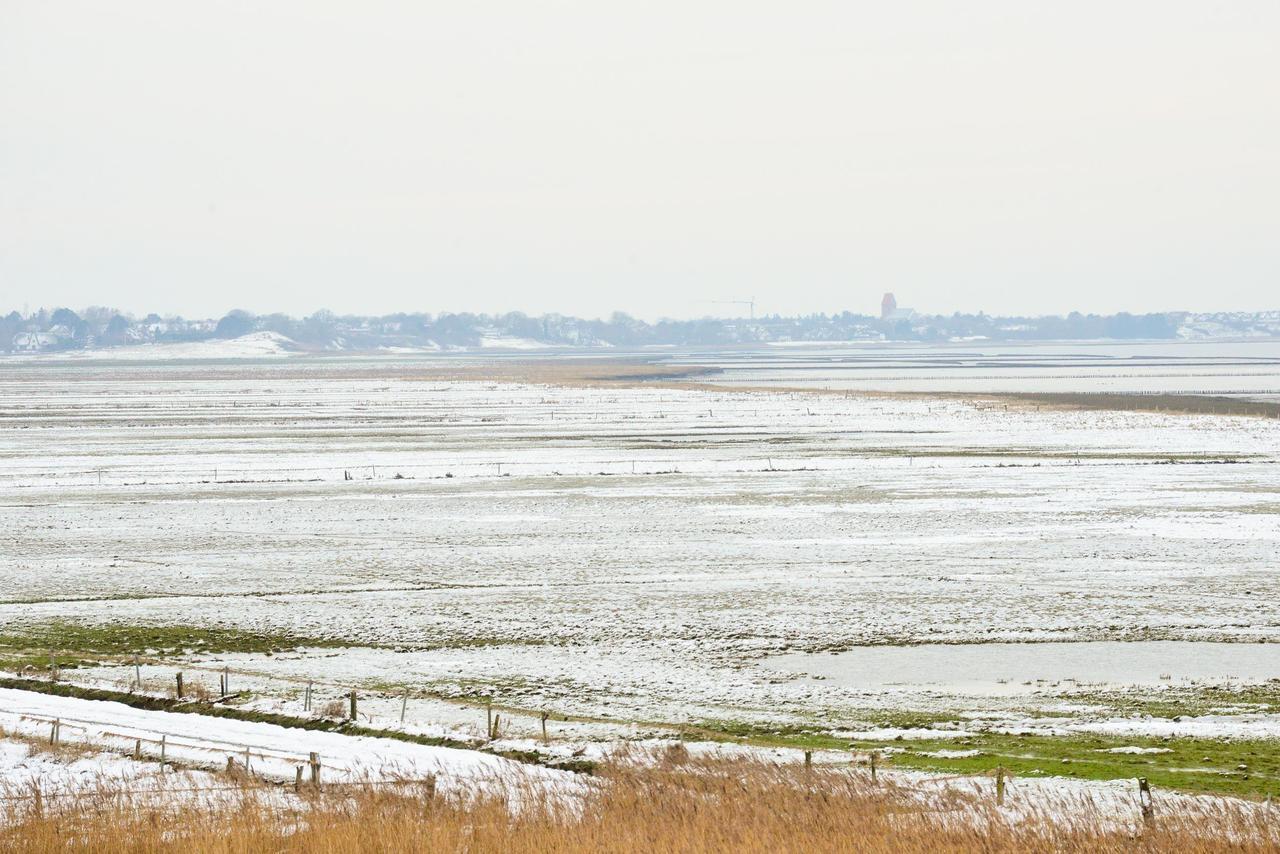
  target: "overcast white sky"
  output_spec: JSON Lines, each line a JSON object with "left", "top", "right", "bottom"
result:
{"left": 2, "top": 1, "right": 1276, "bottom": 320}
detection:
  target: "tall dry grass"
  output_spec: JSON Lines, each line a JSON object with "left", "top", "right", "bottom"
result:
{"left": 2, "top": 754, "right": 1276, "bottom": 853}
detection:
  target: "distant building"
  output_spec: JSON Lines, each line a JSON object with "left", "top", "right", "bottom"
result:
{"left": 12, "top": 332, "right": 58, "bottom": 351}
{"left": 881, "top": 293, "right": 915, "bottom": 321}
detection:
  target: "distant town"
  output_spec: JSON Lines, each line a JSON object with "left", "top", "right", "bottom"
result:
{"left": 3, "top": 297, "right": 1278, "bottom": 354}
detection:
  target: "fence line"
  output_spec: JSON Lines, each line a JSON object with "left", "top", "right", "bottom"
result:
{"left": 8, "top": 657, "right": 1275, "bottom": 813}
{"left": 14, "top": 710, "right": 315, "bottom": 767}
{"left": 1, "top": 677, "right": 1215, "bottom": 834}
{"left": 0, "top": 777, "right": 444, "bottom": 803}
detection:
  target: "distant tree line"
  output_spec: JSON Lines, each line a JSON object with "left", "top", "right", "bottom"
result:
{"left": 2, "top": 305, "right": 1276, "bottom": 353}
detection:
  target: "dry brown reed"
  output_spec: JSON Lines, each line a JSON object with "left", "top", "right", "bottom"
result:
{"left": 1, "top": 753, "right": 1276, "bottom": 853}
{"left": 318, "top": 698, "right": 346, "bottom": 719}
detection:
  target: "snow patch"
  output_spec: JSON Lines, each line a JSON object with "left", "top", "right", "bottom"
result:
{"left": 477, "top": 335, "right": 555, "bottom": 350}
{"left": 10, "top": 331, "right": 299, "bottom": 361}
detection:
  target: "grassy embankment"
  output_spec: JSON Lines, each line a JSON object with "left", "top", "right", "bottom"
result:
{"left": 3, "top": 622, "right": 1277, "bottom": 798}
{"left": 2, "top": 754, "right": 1277, "bottom": 853}
{"left": 695, "top": 718, "right": 1279, "bottom": 800}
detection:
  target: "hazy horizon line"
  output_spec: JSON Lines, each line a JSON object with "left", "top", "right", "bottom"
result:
{"left": 10, "top": 303, "right": 1278, "bottom": 323}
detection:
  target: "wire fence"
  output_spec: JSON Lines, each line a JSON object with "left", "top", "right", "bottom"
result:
{"left": 2, "top": 661, "right": 1249, "bottom": 813}
{"left": 0, "top": 701, "right": 1097, "bottom": 812}
{"left": 12, "top": 666, "right": 1276, "bottom": 841}
{"left": 0, "top": 777, "right": 443, "bottom": 803}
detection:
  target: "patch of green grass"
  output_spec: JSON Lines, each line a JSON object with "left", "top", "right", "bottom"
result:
{"left": 694, "top": 717, "right": 1280, "bottom": 799}
{"left": 0, "top": 622, "right": 345, "bottom": 670}
{"left": 1062, "top": 681, "right": 1280, "bottom": 719}
{"left": 692, "top": 713, "right": 961, "bottom": 749}
{"left": 0, "top": 625, "right": 552, "bottom": 678}
{"left": 683, "top": 720, "right": 838, "bottom": 748}
{"left": 874, "top": 733, "right": 1280, "bottom": 800}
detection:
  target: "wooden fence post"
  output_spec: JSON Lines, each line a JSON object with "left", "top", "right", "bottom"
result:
{"left": 1138, "top": 778, "right": 1155, "bottom": 828}
{"left": 310, "top": 752, "right": 321, "bottom": 789}
{"left": 304, "top": 682, "right": 312, "bottom": 712}
{"left": 400, "top": 690, "right": 408, "bottom": 723}
{"left": 134, "top": 739, "right": 142, "bottom": 760}
{"left": 804, "top": 750, "right": 812, "bottom": 768}
{"left": 869, "top": 751, "right": 877, "bottom": 783}
{"left": 349, "top": 690, "right": 358, "bottom": 721}
{"left": 295, "top": 766, "right": 303, "bottom": 792}
{"left": 176, "top": 672, "right": 184, "bottom": 699}
{"left": 541, "top": 710, "right": 550, "bottom": 743}
{"left": 995, "top": 767, "right": 1006, "bottom": 806}
{"left": 133, "top": 656, "right": 142, "bottom": 689}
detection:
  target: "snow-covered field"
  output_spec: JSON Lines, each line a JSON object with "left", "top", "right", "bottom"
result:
{"left": 1, "top": 356, "right": 1277, "bottom": 730}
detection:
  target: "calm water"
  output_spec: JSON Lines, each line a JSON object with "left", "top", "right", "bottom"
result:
{"left": 765, "top": 641, "right": 1280, "bottom": 696}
